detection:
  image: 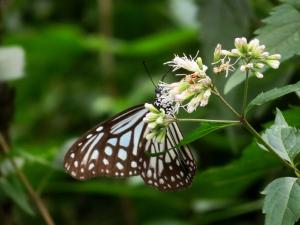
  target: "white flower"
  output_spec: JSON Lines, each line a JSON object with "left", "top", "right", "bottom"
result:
{"left": 186, "top": 88, "right": 211, "bottom": 113}
{"left": 240, "top": 63, "right": 254, "bottom": 72}
{"left": 248, "top": 39, "right": 260, "bottom": 50}
{"left": 254, "top": 63, "right": 264, "bottom": 69}
{"left": 158, "top": 74, "right": 212, "bottom": 114}
{"left": 143, "top": 103, "right": 173, "bottom": 143}
{"left": 230, "top": 49, "right": 240, "bottom": 55}
{"left": 254, "top": 71, "right": 264, "bottom": 78}
{"left": 265, "top": 59, "right": 280, "bottom": 69}
{"left": 235, "top": 37, "right": 248, "bottom": 50}
{"left": 164, "top": 53, "right": 207, "bottom": 75}
{"left": 212, "top": 37, "right": 281, "bottom": 81}
{"left": 261, "top": 52, "right": 269, "bottom": 57}
{"left": 267, "top": 54, "right": 281, "bottom": 60}
{"left": 186, "top": 96, "right": 200, "bottom": 113}
{"left": 213, "top": 44, "right": 222, "bottom": 62}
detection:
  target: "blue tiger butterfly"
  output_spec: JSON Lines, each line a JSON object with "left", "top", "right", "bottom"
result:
{"left": 64, "top": 86, "right": 196, "bottom": 191}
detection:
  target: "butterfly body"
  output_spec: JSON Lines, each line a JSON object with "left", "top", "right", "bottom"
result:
{"left": 64, "top": 88, "right": 196, "bottom": 191}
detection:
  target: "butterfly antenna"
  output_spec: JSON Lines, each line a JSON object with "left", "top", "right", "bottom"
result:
{"left": 143, "top": 61, "right": 157, "bottom": 88}
{"left": 161, "top": 67, "right": 172, "bottom": 82}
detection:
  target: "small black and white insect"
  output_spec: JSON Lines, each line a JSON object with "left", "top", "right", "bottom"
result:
{"left": 64, "top": 86, "right": 196, "bottom": 191}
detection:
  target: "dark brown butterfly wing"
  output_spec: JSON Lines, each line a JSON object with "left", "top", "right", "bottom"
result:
{"left": 140, "top": 122, "right": 196, "bottom": 191}
{"left": 64, "top": 105, "right": 148, "bottom": 180}
{"left": 64, "top": 105, "right": 197, "bottom": 191}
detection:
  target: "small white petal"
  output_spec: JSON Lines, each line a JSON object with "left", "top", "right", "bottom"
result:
{"left": 267, "top": 54, "right": 281, "bottom": 60}
{"left": 255, "top": 63, "right": 264, "bottom": 69}
{"left": 255, "top": 72, "right": 264, "bottom": 78}
{"left": 240, "top": 65, "right": 246, "bottom": 72}
{"left": 248, "top": 39, "right": 260, "bottom": 49}
{"left": 266, "top": 60, "right": 280, "bottom": 69}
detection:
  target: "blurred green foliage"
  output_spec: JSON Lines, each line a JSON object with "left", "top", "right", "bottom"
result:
{"left": 0, "top": 0, "right": 299, "bottom": 225}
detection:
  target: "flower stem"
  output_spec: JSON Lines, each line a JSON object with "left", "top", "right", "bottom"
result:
{"left": 177, "top": 118, "right": 241, "bottom": 124}
{"left": 212, "top": 90, "right": 300, "bottom": 176}
{"left": 0, "top": 133, "right": 56, "bottom": 225}
{"left": 213, "top": 87, "right": 241, "bottom": 118}
{"left": 242, "top": 70, "right": 249, "bottom": 116}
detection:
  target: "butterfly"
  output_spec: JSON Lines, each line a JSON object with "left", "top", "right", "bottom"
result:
{"left": 64, "top": 86, "right": 197, "bottom": 191}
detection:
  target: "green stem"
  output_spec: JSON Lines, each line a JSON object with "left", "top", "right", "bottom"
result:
{"left": 212, "top": 86, "right": 299, "bottom": 176}
{"left": 0, "top": 133, "right": 56, "bottom": 225}
{"left": 177, "top": 118, "right": 240, "bottom": 124}
{"left": 213, "top": 87, "right": 241, "bottom": 118}
{"left": 242, "top": 70, "right": 249, "bottom": 116}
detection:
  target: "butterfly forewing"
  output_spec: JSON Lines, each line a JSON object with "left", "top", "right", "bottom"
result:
{"left": 64, "top": 105, "right": 148, "bottom": 180}
{"left": 140, "top": 122, "right": 196, "bottom": 191}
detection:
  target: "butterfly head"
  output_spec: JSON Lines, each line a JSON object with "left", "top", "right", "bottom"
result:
{"left": 153, "top": 86, "right": 174, "bottom": 115}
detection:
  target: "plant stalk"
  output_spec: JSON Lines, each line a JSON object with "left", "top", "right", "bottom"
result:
{"left": 242, "top": 70, "right": 249, "bottom": 116}
{"left": 213, "top": 86, "right": 241, "bottom": 118}
{"left": 213, "top": 89, "right": 299, "bottom": 176}
{"left": 0, "top": 133, "right": 55, "bottom": 225}
{"left": 177, "top": 118, "right": 241, "bottom": 124}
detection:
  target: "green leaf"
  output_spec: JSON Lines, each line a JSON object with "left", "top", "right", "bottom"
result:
{"left": 0, "top": 177, "right": 34, "bottom": 215}
{"left": 179, "top": 122, "right": 236, "bottom": 145}
{"left": 190, "top": 142, "right": 280, "bottom": 198}
{"left": 0, "top": 46, "right": 25, "bottom": 81}
{"left": 246, "top": 81, "right": 300, "bottom": 113}
{"left": 262, "top": 177, "right": 300, "bottom": 225}
{"left": 147, "top": 122, "right": 237, "bottom": 157}
{"left": 262, "top": 109, "right": 300, "bottom": 165}
{"left": 224, "top": 0, "right": 300, "bottom": 94}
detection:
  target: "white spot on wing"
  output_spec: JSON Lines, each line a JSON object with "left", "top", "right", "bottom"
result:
{"left": 108, "top": 138, "right": 117, "bottom": 146}
{"left": 81, "top": 132, "right": 103, "bottom": 165}
{"left": 103, "top": 158, "right": 109, "bottom": 165}
{"left": 120, "top": 131, "right": 132, "bottom": 147}
{"left": 116, "top": 162, "right": 124, "bottom": 170}
{"left": 147, "top": 170, "right": 152, "bottom": 178}
{"left": 165, "top": 153, "right": 171, "bottom": 163}
{"left": 112, "top": 109, "right": 147, "bottom": 134}
{"left": 118, "top": 149, "right": 127, "bottom": 161}
{"left": 88, "top": 163, "right": 94, "bottom": 170}
{"left": 91, "top": 149, "right": 99, "bottom": 160}
{"left": 104, "top": 146, "right": 113, "bottom": 156}
{"left": 131, "top": 161, "right": 137, "bottom": 168}
{"left": 133, "top": 121, "right": 145, "bottom": 156}
{"left": 96, "top": 126, "right": 103, "bottom": 132}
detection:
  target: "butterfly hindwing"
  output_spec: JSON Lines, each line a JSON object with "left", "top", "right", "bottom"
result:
{"left": 64, "top": 105, "right": 148, "bottom": 180}
{"left": 140, "top": 122, "right": 196, "bottom": 191}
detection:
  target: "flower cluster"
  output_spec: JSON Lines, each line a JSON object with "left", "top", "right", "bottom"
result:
{"left": 143, "top": 103, "right": 173, "bottom": 142}
{"left": 161, "top": 54, "right": 212, "bottom": 113}
{"left": 213, "top": 37, "right": 281, "bottom": 78}
{"left": 164, "top": 52, "right": 208, "bottom": 76}
{"left": 159, "top": 74, "right": 212, "bottom": 113}
{"left": 143, "top": 38, "right": 281, "bottom": 142}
